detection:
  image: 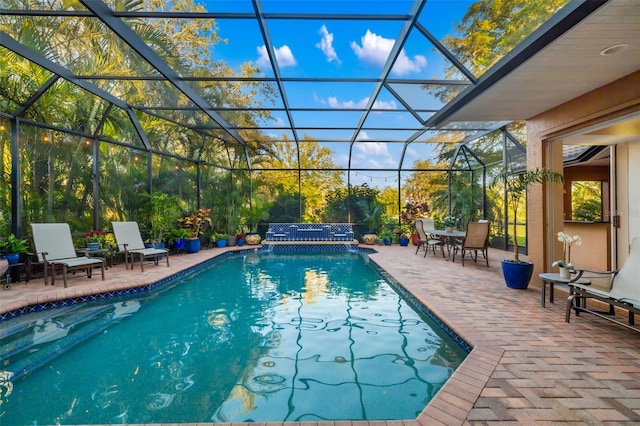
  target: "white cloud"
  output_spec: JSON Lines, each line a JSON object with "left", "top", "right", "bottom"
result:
{"left": 350, "top": 30, "right": 393, "bottom": 67}
{"left": 316, "top": 25, "right": 340, "bottom": 64}
{"left": 353, "top": 141, "right": 396, "bottom": 168}
{"left": 393, "top": 51, "right": 427, "bottom": 76}
{"left": 356, "top": 141, "right": 389, "bottom": 156}
{"left": 350, "top": 29, "right": 426, "bottom": 76}
{"left": 325, "top": 96, "right": 397, "bottom": 110}
{"left": 256, "top": 44, "right": 297, "bottom": 69}
{"left": 356, "top": 131, "right": 370, "bottom": 141}
{"left": 372, "top": 99, "right": 397, "bottom": 110}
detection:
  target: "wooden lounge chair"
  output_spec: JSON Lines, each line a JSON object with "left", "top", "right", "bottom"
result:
{"left": 452, "top": 221, "right": 490, "bottom": 266}
{"left": 565, "top": 237, "right": 640, "bottom": 332}
{"left": 30, "top": 223, "right": 105, "bottom": 287}
{"left": 112, "top": 221, "right": 169, "bottom": 272}
{"left": 414, "top": 219, "right": 445, "bottom": 258}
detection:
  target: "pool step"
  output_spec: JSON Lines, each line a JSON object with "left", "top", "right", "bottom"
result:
{"left": 0, "top": 301, "right": 141, "bottom": 380}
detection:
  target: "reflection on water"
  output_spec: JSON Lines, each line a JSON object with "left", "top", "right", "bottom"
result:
{"left": 0, "top": 252, "right": 467, "bottom": 424}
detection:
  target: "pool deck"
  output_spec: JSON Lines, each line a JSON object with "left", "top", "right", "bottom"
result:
{"left": 2, "top": 245, "right": 640, "bottom": 425}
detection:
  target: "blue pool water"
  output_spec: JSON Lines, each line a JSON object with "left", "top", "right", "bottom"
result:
{"left": 0, "top": 251, "right": 468, "bottom": 424}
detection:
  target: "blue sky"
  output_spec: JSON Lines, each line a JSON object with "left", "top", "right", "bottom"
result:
{"left": 203, "top": 1, "right": 475, "bottom": 187}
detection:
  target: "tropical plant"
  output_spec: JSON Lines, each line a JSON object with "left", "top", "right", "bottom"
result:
{"left": 167, "top": 227, "right": 190, "bottom": 245}
{"left": 212, "top": 232, "right": 228, "bottom": 241}
{"left": 360, "top": 199, "right": 384, "bottom": 233}
{"left": 400, "top": 201, "right": 430, "bottom": 226}
{"left": 496, "top": 168, "right": 564, "bottom": 262}
{"left": 180, "top": 208, "right": 212, "bottom": 239}
{"left": 243, "top": 199, "right": 272, "bottom": 233}
{"left": 223, "top": 191, "right": 242, "bottom": 236}
{"left": 378, "top": 229, "right": 394, "bottom": 242}
{"left": 139, "top": 191, "right": 184, "bottom": 243}
{"left": 0, "top": 234, "right": 28, "bottom": 254}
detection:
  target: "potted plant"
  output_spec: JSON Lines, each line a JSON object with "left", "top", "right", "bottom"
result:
{"left": 400, "top": 201, "right": 430, "bottom": 246}
{"left": 213, "top": 232, "right": 228, "bottom": 248}
{"left": 167, "top": 227, "right": 190, "bottom": 251}
{"left": 442, "top": 215, "right": 458, "bottom": 232}
{"left": 552, "top": 231, "right": 582, "bottom": 279}
{"left": 180, "top": 208, "right": 212, "bottom": 253}
{"left": 398, "top": 225, "right": 411, "bottom": 247}
{"left": 379, "top": 229, "right": 394, "bottom": 246}
{"left": 496, "top": 167, "right": 564, "bottom": 289}
{"left": 223, "top": 191, "right": 242, "bottom": 247}
{"left": 0, "top": 234, "right": 29, "bottom": 265}
{"left": 243, "top": 199, "right": 271, "bottom": 245}
{"left": 360, "top": 199, "right": 383, "bottom": 245}
{"left": 84, "top": 230, "right": 104, "bottom": 251}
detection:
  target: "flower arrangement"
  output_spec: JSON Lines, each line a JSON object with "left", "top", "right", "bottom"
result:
{"left": 442, "top": 215, "right": 458, "bottom": 228}
{"left": 85, "top": 230, "right": 104, "bottom": 245}
{"left": 552, "top": 231, "right": 582, "bottom": 270}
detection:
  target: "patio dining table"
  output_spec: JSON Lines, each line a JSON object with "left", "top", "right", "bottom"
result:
{"left": 430, "top": 229, "right": 466, "bottom": 261}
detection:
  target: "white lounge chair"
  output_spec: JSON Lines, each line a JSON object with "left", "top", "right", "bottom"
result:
{"left": 30, "top": 223, "right": 105, "bottom": 287}
{"left": 112, "top": 221, "right": 169, "bottom": 272}
{"left": 566, "top": 237, "right": 640, "bottom": 332}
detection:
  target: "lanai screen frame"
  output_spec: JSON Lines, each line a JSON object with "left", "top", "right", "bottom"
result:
{"left": 0, "top": 0, "right": 604, "bottom": 239}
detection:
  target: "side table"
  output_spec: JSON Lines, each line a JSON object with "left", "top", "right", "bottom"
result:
{"left": 3, "top": 262, "right": 28, "bottom": 290}
{"left": 539, "top": 272, "right": 591, "bottom": 308}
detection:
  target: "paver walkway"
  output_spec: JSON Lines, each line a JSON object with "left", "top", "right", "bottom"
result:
{"left": 2, "top": 244, "right": 639, "bottom": 425}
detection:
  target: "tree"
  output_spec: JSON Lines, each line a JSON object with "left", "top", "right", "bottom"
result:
{"left": 442, "top": 0, "right": 569, "bottom": 77}
{"left": 260, "top": 136, "right": 344, "bottom": 222}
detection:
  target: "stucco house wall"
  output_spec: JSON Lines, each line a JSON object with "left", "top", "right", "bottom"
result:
{"left": 526, "top": 70, "right": 640, "bottom": 281}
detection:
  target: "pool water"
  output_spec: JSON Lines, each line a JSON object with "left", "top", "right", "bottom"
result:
{"left": 0, "top": 251, "right": 467, "bottom": 424}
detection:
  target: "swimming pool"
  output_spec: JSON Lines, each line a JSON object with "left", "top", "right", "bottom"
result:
{"left": 0, "top": 251, "right": 468, "bottom": 424}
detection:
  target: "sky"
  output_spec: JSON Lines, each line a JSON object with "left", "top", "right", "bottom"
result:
{"left": 201, "top": 1, "right": 476, "bottom": 187}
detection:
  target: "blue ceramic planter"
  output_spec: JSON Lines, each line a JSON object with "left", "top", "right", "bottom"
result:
{"left": 185, "top": 238, "right": 201, "bottom": 253}
{"left": 501, "top": 260, "right": 534, "bottom": 289}
{"left": 1, "top": 253, "right": 20, "bottom": 265}
{"left": 216, "top": 239, "right": 227, "bottom": 248}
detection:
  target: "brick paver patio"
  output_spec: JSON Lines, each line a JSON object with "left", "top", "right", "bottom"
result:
{"left": 2, "top": 244, "right": 639, "bottom": 425}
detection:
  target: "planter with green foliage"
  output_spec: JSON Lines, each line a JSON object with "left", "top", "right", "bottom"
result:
{"left": 379, "top": 229, "right": 394, "bottom": 245}
{"left": 0, "top": 234, "right": 29, "bottom": 265}
{"left": 497, "top": 168, "right": 564, "bottom": 289}
{"left": 360, "top": 199, "right": 384, "bottom": 244}
{"left": 168, "top": 227, "right": 190, "bottom": 250}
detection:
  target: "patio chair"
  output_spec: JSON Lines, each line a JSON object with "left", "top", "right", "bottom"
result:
{"left": 112, "top": 221, "right": 169, "bottom": 272}
{"left": 452, "top": 221, "right": 490, "bottom": 266}
{"left": 415, "top": 219, "right": 445, "bottom": 258}
{"left": 30, "top": 223, "right": 105, "bottom": 287}
{"left": 565, "top": 237, "right": 640, "bottom": 332}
